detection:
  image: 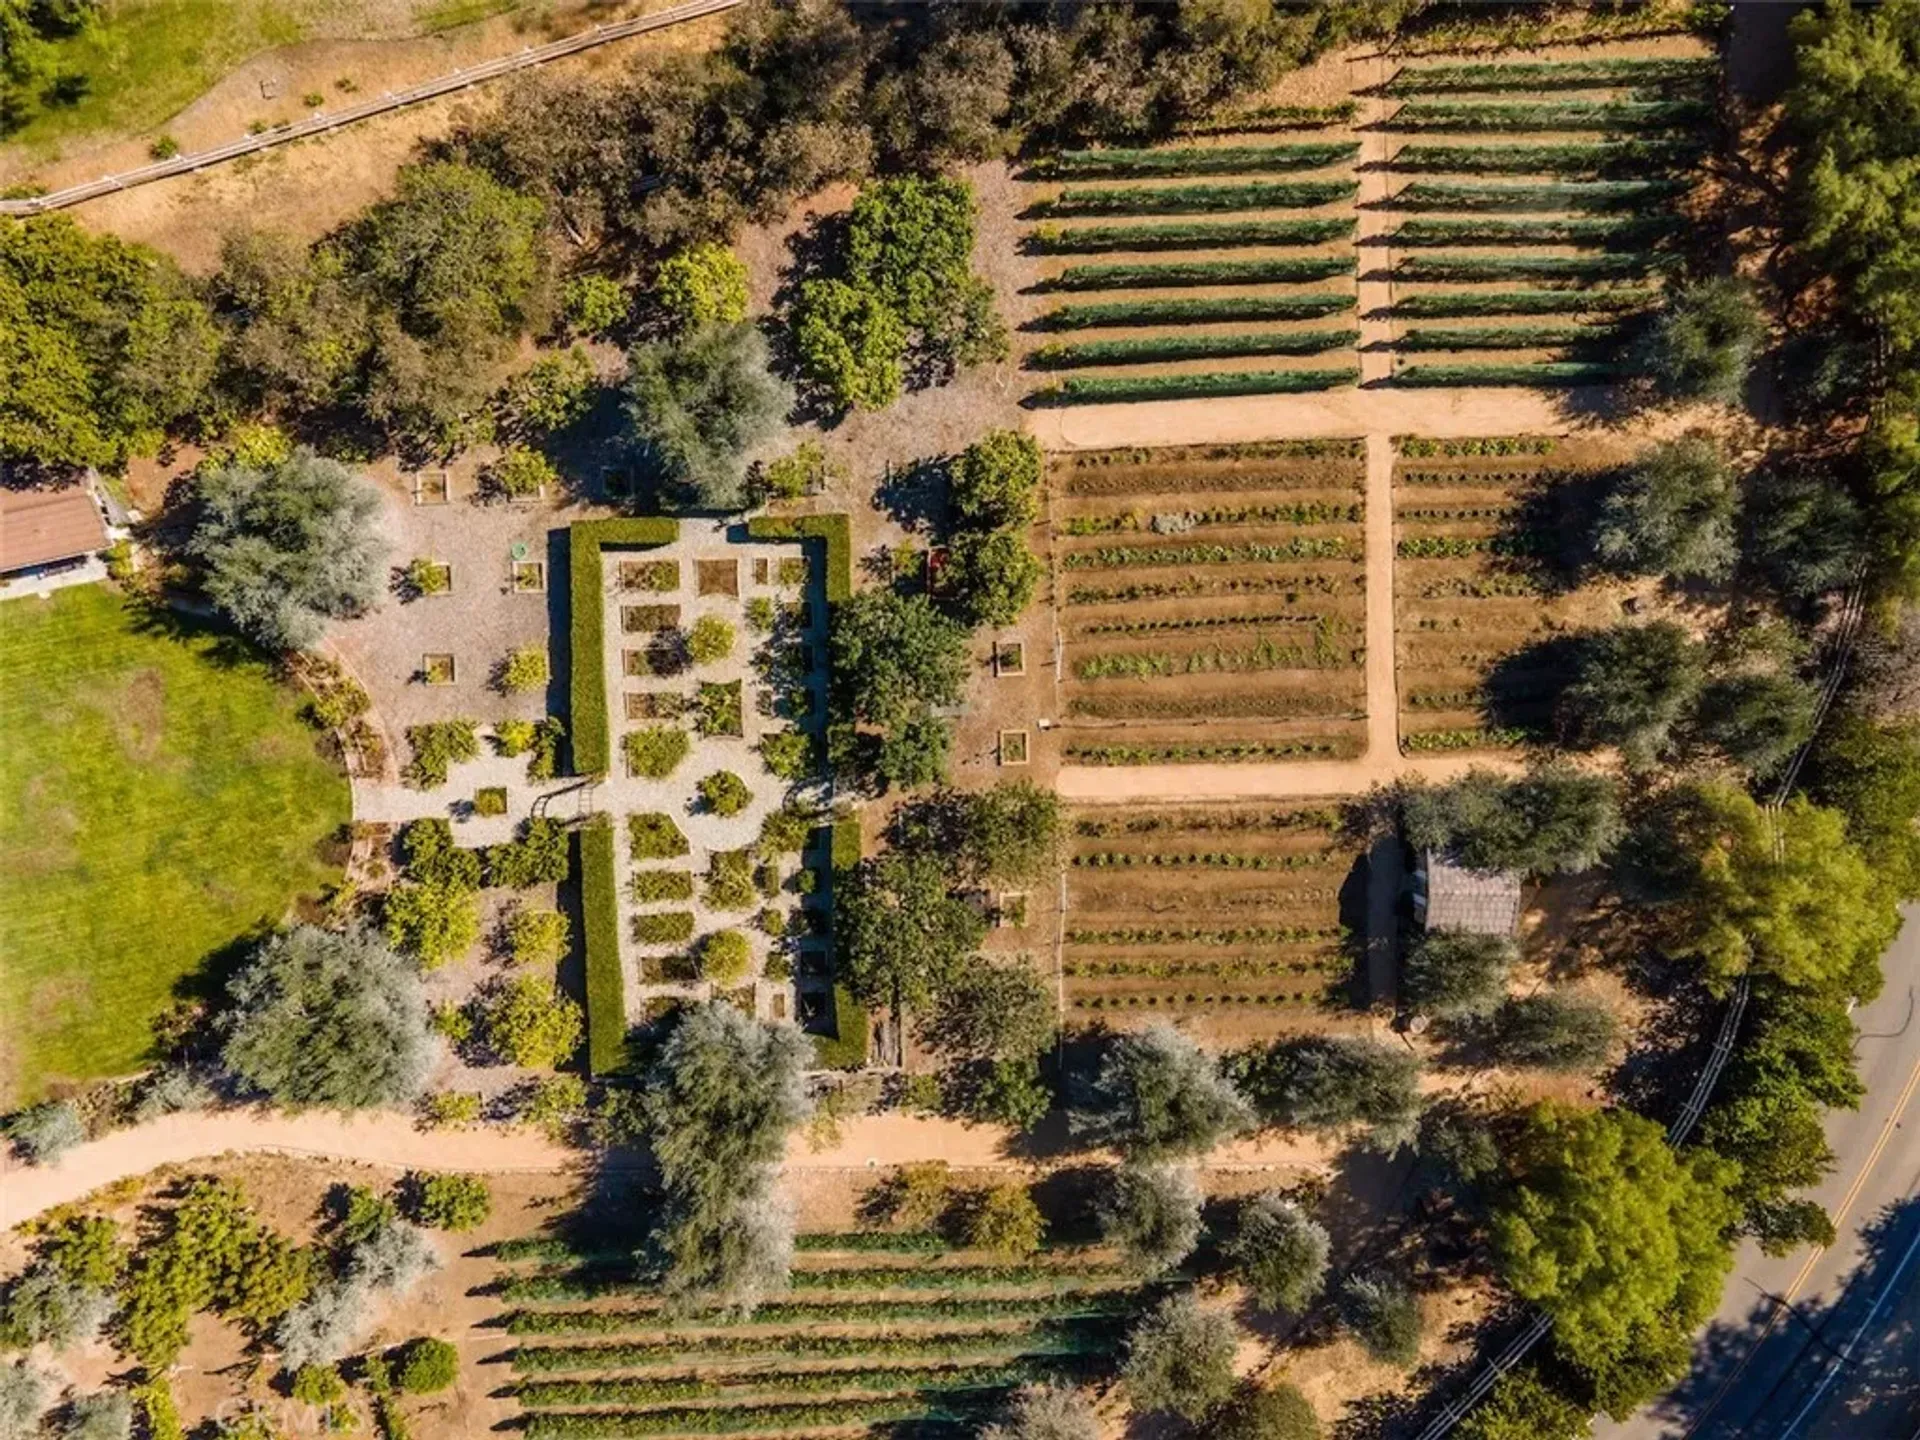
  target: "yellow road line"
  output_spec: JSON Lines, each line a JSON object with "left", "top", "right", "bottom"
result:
{"left": 1684, "top": 1050, "right": 1920, "bottom": 1436}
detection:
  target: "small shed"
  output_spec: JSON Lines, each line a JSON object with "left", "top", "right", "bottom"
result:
{"left": 1412, "top": 849, "right": 1522, "bottom": 936}
{"left": 0, "top": 486, "right": 107, "bottom": 580}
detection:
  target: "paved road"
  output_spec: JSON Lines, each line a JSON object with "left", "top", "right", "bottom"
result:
{"left": 1598, "top": 906, "right": 1920, "bottom": 1440}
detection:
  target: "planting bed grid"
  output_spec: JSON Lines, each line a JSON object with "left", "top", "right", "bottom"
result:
{"left": 495, "top": 1233, "right": 1161, "bottom": 1438}
{"left": 1062, "top": 804, "right": 1361, "bottom": 1040}
{"left": 1391, "top": 435, "right": 1632, "bottom": 755}
{"left": 1373, "top": 49, "right": 1716, "bottom": 385}
{"left": 1049, "top": 441, "right": 1369, "bottom": 766}
{"left": 1019, "top": 126, "right": 1363, "bottom": 402}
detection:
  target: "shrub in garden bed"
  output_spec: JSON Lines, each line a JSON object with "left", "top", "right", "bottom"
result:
{"left": 1392, "top": 180, "right": 1690, "bottom": 212}
{"left": 1397, "top": 324, "right": 1619, "bottom": 350}
{"left": 1395, "top": 254, "right": 1673, "bottom": 282}
{"left": 696, "top": 771, "right": 752, "bottom": 817}
{"left": 633, "top": 912, "right": 697, "bottom": 945}
{"left": 1392, "top": 287, "right": 1659, "bottom": 317}
{"left": 693, "top": 681, "right": 743, "bottom": 737}
{"left": 1382, "top": 57, "right": 1715, "bottom": 93}
{"left": 624, "top": 726, "right": 690, "bottom": 779}
{"left": 1393, "top": 362, "right": 1625, "bottom": 386}
{"left": 1040, "top": 142, "right": 1359, "bottom": 178}
{"left": 403, "top": 720, "right": 479, "bottom": 788}
{"left": 1389, "top": 217, "right": 1675, "bottom": 248}
{"left": 1387, "top": 100, "right": 1712, "bottom": 133}
{"left": 1027, "top": 218, "right": 1354, "bottom": 254}
{"left": 1037, "top": 293, "right": 1354, "bottom": 330}
{"left": 1047, "top": 257, "right": 1353, "bottom": 291}
{"left": 1032, "top": 328, "right": 1358, "bottom": 369}
{"left": 629, "top": 813, "right": 690, "bottom": 859}
{"left": 1064, "top": 740, "right": 1344, "bottom": 764}
{"left": 1037, "top": 367, "right": 1359, "bottom": 405}
{"left": 630, "top": 870, "right": 695, "bottom": 903}
{"left": 1390, "top": 140, "right": 1702, "bottom": 174}
{"left": 1037, "top": 180, "right": 1357, "bottom": 216}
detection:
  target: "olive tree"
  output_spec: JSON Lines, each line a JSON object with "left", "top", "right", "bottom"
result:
{"left": 1594, "top": 435, "right": 1738, "bottom": 583}
{"left": 1225, "top": 1192, "right": 1330, "bottom": 1315}
{"left": 1096, "top": 1164, "right": 1203, "bottom": 1274}
{"left": 1402, "top": 931, "right": 1516, "bottom": 1022}
{"left": 624, "top": 322, "right": 793, "bottom": 511}
{"left": 1122, "top": 1293, "right": 1239, "bottom": 1422}
{"left": 1633, "top": 277, "right": 1767, "bottom": 405}
{"left": 1073, "top": 1024, "right": 1253, "bottom": 1161}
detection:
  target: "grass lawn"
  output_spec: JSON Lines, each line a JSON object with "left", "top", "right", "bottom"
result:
{"left": 0, "top": 586, "right": 348, "bottom": 1104}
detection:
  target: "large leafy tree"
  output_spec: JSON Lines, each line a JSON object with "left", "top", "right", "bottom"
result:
{"left": 1805, "top": 711, "right": 1920, "bottom": 896}
{"left": 792, "top": 278, "right": 905, "bottom": 412}
{"left": 1402, "top": 931, "right": 1515, "bottom": 1022}
{"left": 1233, "top": 1036, "right": 1422, "bottom": 1153}
{"left": 837, "top": 852, "right": 986, "bottom": 1010}
{"left": 847, "top": 175, "right": 1000, "bottom": 364}
{"left": 1073, "top": 1024, "right": 1253, "bottom": 1161}
{"left": 1593, "top": 435, "right": 1738, "bottom": 582}
{"left": 1631, "top": 277, "right": 1767, "bottom": 406}
{"left": 1490, "top": 1104, "right": 1739, "bottom": 1390}
{"left": 0, "top": 214, "right": 218, "bottom": 468}
{"left": 219, "top": 926, "right": 434, "bottom": 1111}
{"left": 1121, "top": 1293, "right": 1239, "bottom": 1422}
{"left": 1559, "top": 621, "right": 1704, "bottom": 768}
{"left": 624, "top": 321, "right": 794, "bottom": 510}
{"left": 213, "top": 231, "right": 373, "bottom": 413}
{"left": 1401, "top": 764, "right": 1621, "bottom": 875}
{"left": 831, "top": 589, "right": 970, "bottom": 726}
{"left": 189, "top": 447, "right": 387, "bottom": 651}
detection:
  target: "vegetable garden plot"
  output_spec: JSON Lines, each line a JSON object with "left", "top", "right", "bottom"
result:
{"left": 1375, "top": 47, "right": 1715, "bottom": 387}
{"left": 1390, "top": 438, "right": 1627, "bottom": 755}
{"left": 1049, "top": 443, "right": 1368, "bottom": 762}
{"left": 1020, "top": 125, "right": 1362, "bottom": 400}
{"left": 1062, "top": 805, "right": 1361, "bottom": 1037}
{"left": 496, "top": 1235, "right": 1162, "bottom": 1437}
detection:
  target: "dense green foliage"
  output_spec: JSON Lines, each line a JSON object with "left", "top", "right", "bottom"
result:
{"left": 1401, "top": 765, "right": 1621, "bottom": 875}
{"left": 1225, "top": 1193, "right": 1328, "bottom": 1315}
{"left": 1074, "top": 1024, "right": 1253, "bottom": 1161}
{"left": 1595, "top": 436, "right": 1739, "bottom": 582}
{"left": 624, "top": 322, "right": 793, "bottom": 511}
{"left": 1122, "top": 1294, "right": 1238, "bottom": 1421}
{"left": 1560, "top": 622, "right": 1704, "bottom": 768}
{"left": 1233, "top": 1036, "right": 1422, "bottom": 1153}
{"left": 1402, "top": 931, "right": 1515, "bottom": 1021}
{"left": 1097, "top": 1164, "right": 1202, "bottom": 1274}
{"left": 1632, "top": 278, "right": 1766, "bottom": 405}
{"left": 838, "top": 852, "right": 986, "bottom": 1010}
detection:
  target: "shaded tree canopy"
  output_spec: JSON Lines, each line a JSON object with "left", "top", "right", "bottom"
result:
{"left": 1121, "top": 1293, "right": 1239, "bottom": 1422}
{"left": 1074, "top": 1024, "right": 1253, "bottom": 1161}
{"left": 1232, "top": 1036, "right": 1422, "bottom": 1153}
{"left": 1805, "top": 709, "right": 1920, "bottom": 897}
{"left": 837, "top": 851, "right": 986, "bottom": 1011}
{"left": 831, "top": 589, "right": 970, "bottom": 727}
{"left": 1593, "top": 435, "right": 1738, "bottom": 582}
{"left": 1097, "top": 1163, "right": 1203, "bottom": 1275}
{"left": 219, "top": 926, "right": 434, "bottom": 1111}
{"left": 1225, "top": 1192, "right": 1329, "bottom": 1315}
{"left": 624, "top": 320, "right": 793, "bottom": 511}
{"left": 923, "top": 959, "right": 1054, "bottom": 1063}
{"left": 1402, "top": 931, "right": 1515, "bottom": 1022}
{"left": 1401, "top": 764, "right": 1622, "bottom": 876}
{"left": 188, "top": 447, "right": 387, "bottom": 652}
{"left": 1744, "top": 462, "right": 1867, "bottom": 602}
{"left": 1490, "top": 1104, "right": 1739, "bottom": 1386}
{"left": 1559, "top": 621, "right": 1704, "bottom": 768}
{"left": 0, "top": 214, "right": 217, "bottom": 469}
{"left": 1632, "top": 277, "right": 1766, "bottom": 406}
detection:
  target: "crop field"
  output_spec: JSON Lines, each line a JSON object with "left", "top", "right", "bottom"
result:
{"left": 1062, "top": 804, "right": 1361, "bottom": 1042}
{"left": 1048, "top": 440, "right": 1369, "bottom": 765}
{"left": 1020, "top": 129, "right": 1363, "bottom": 403}
{"left": 1376, "top": 53, "right": 1716, "bottom": 386}
{"left": 495, "top": 1233, "right": 1162, "bottom": 1438}
{"left": 1392, "top": 435, "right": 1630, "bottom": 754}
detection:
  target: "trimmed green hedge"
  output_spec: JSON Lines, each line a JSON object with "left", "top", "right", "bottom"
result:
{"left": 1032, "top": 329, "right": 1357, "bottom": 369}
{"left": 1049, "top": 257, "right": 1352, "bottom": 291}
{"left": 1386, "top": 100, "right": 1711, "bottom": 133}
{"left": 1037, "top": 294, "right": 1353, "bottom": 330}
{"left": 579, "top": 817, "right": 624, "bottom": 1077}
{"left": 1036, "top": 368, "right": 1359, "bottom": 405}
{"left": 1391, "top": 287, "right": 1660, "bottom": 317}
{"left": 1390, "top": 140, "right": 1702, "bottom": 174}
{"left": 1397, "top": 324, "right": 1615, "bottom": 351}
{"left": 569, "top": 518, "right": 678, "bottom": 777}
{"left": 1383, "top": 57, "right": 1715, "bottom": 93}
{"left": 1041, "top": 142, "right": 1358, "bottom": 177}
{"left": 744, "top": 515, "right": 852, "bottom": 604}
{"left": 1038, "top": 180, "right": 1356, "bottom": 216}
{"left": 1393, "top": 362, "right": 1625, "bottom": 386}
{"left": 815, "top": 817, "right": 867, "bottom": 1071}
{"left": 1028, "top": 217, "right": 1354, "bottom": 254}
{"left": 1389, "top": 216, "right": 1674, "bottom": 248}
{"left": 1391, "top": 179, "right": 1690, "bottom": 212}
{"left": 1394, "top": 253, "right": 1674, "bottom": 281}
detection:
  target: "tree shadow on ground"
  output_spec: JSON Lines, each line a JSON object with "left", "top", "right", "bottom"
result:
{"left": 1480, "top": 633, "right": 1586, "bottom": 742}
{"left": 872, "top": 455, "right": 951, "bottom": 537}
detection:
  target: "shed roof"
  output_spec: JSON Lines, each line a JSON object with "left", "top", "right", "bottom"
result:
{"left": 1418, "top": 850, "right": 1522, "bottom": 936}
{"left": 0, "top": 487, "right": 105, "bottom": 575}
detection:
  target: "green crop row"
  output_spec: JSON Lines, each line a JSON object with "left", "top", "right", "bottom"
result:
{"left": 506, "top": 1294, "right": 1135, "bottom": 1336}
{"left": 1178, "top": 100, "right": 1359, "bottom": 134}
{"left": 1055, "top": 438, "right": 1363, "bottom": 466}
{"left": 1073, "top": 808, "right": 1340, "bottom": 839}
{"left": 1390, "top": 140, "right": 1702, "bottom": 175}
{"left": 1391, "top": 287, "right": 1659, "bottom": 318}
{"left": 1397, "top": 467, "right": 1580, "bottom": 485}
{"left": 1037, "top": 293, "right": 1354, "bottom": 331}
{"left": 1063, "top": 955, "right": 1343, "bottom": 981}
{"left": 1391, "top": 179, "right": 1689, "bottom": 212}
{"left": 1387, "top": 99, "right": 1712, "bottom": 133}
{"left": 1065, "top": 693, "right": 1359, "bottom": 723}
{"left": 1073, "top": 632, "right": 1355, "bottom": 681}
{"left": 1397, "top": 532, "right": 1554, "bottom": 557}
{"left": 1063, "top": 501, "right": 1359, "bottom": 535}
{"left": 1062, "top": 537, "right": 1352, "bottom": 571}
{"left": 1039, "top": 180, "right": 1356, "bottom": 216}
{"left": 1068, "top": 924, "right": 1339, "bottom": 946}
{"left": 1033, "top": 328, "right": 1357, "bottom": 370}
{"left": 1072, "top": 850, "right": 1333, "bottom": 870}
{"left": 1064, "top": 740, "right": 1344, "bottom": 765}
{"left": 494, "top": 1233, "right": 951, "bottom": 1266}
{"left": 1041, "top": 142, "right": 1359, "bottom": 177}
{"left": 1389, "top": 216, "right": 1673, "bottom": 248}
{"left": 505, "top": 1265, "right": 1129, "bottom": 1303}
{"left": 1039, "top": 368, "right": 1359, "bottom": 405}
{"left": 569, "top": 519, "right": 679, "bottom": 777}
{"left": 1397, "top": 325, "right": 1618, "bottom": 351}
{"left": 1074, "top": 611, "right": 1324, "bottom": 639}
{"left": 1028, "top": 217, "right": 1354, "bottom": 254}
{"left": 1067, "top": 572, "right": 1358, "bottom": 606}
{"left": 1394, "top": 362, "right": 1626, "bottom": 386}
{"left": 1402, "top": 727, "right": 1530, "bottom": 752}
{"left": 520, "top": 1396, "right": 983, "bottom": 1439}
{"left": 1396, "top": 504, "right": 1523, "bottom": 522}
{"left": 1394, "top": 435, "right": 1556, "bottom": 456}
{"left": 1394, "top": 254, "right": 1672, "bottom": 281}
{"left": 1413, "top": 573, "right": 1547, "bottom": 598}
{"left": 1382, "top": 56, "right": 1716, "bottom": 93}
{"left": 518, "top": 1362, "right": 1048, "bottom": 1408}
{"left": 512, "top": 1329, "right": 1107, "bottom": 1374}
{"left": 1071, "top": 989, "right": 1331, "bottom": 1011}
{"left": 1048, "top": 257, "right": 1352, "bottom": 292}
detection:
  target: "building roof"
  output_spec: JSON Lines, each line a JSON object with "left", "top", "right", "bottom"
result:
{"left": 1417, "top": 849, "right": 1522, "bottom": 936}
{"left": 0, "top": 487, "right": 106, "bottom": 575}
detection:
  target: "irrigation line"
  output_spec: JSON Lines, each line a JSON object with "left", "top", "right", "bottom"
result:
{"left": 1414, "top": 576, "right": 1869, "bottom": 1440}
{"left": 0, "top": 0, "right": 742, "bottom": 217}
